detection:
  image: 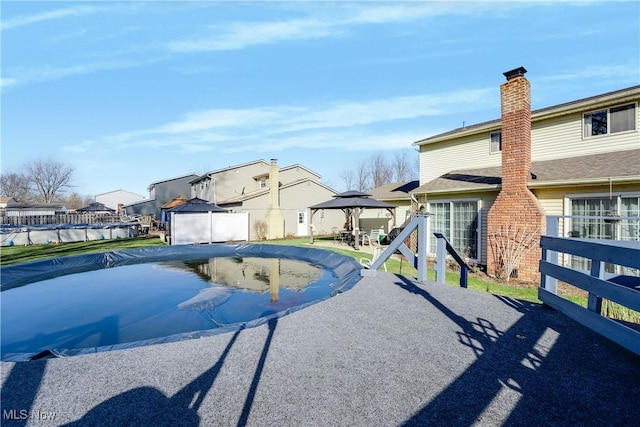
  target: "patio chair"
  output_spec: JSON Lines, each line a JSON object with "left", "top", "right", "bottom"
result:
{"left": 360, "top": 246, "right": 387, "bottom": 271}
{"left": 334, "top": 229, "right": 348, "bottom": 245}
{"left": 369, "top": 229, "right": 383, "bottom": 246}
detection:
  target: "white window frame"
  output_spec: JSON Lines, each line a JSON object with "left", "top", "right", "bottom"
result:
{"left": 583, "top": 102, "right": 637, "bottom": 139}
{"left": 426, "top": 198, "right": 482, "bottom": 262}
{"left": 564, "top": 191, "right": 640, "bottom": 275}
{"left": 489, "top": 130, "right": 502, "bottom": 154}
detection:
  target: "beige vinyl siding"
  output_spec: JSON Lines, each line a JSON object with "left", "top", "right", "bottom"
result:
{"left": 420, "top": 99, "right": 638, "bottom": 186}
{"left": 419, "top": 133, "right": 501, "bottom": 184}
{"left": 240, "top": 181, "right": 344, "bottom": 239}
{"left": 531, "top": 106, "right": 640, "bottom": 162}
{"left": 279, "top": 181, "right": 343, "bottom": 236}
{"left": 279, "top": 166, "right": 320, "bottom": 183}
{"left": 359, "top": 200, "right": 410, "bottom": 232}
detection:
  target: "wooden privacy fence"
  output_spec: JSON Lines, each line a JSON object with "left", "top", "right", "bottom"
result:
{"left": 1, "top": 213, "right": 126, "bottom": 226}
{"left": 539, "top": 235, "right": 640, "bottom": 355}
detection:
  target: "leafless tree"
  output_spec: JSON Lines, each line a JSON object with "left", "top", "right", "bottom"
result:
{"left": 24, "top": 159, "right": 74, "bottom": 203}
{"left": 65, "top": 193, "right": 94, "bottom": 210}
{"left": 0, "top": 172, "right": 32, "bottom": 201}
{"left": 370, "top": 152, "right": 393, "bottom": 188}
{"left": 355, "top": 159, "right": 371, "bottom": 191}
{"left": 340, "top": 169, "right": 355, "bottom": 191}
{"left": 392, "top": 149, "right": 418, "bottom": 182}
{"left": 339, "top": 149, "right": 419, "bottom": 192}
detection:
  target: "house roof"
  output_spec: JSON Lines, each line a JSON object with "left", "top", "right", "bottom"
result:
{"left": 414, "top": 85, "right": 640, "bottom": 146}
{"left": 190, "top": 160, "right": 323, "bottom": 184}
{"left": 94, "top": 189, "right": 145, "bottom": 198}
{"left": 161, "top": 195, "right": 188, "bottom": 209}
{"left": 412, "top": 149, "right": 640, "bottom": 194}
{"left": 190, "top": 160, "right": 270, "bottom": 184}
{"left": 148, "top": 173, "right": 199, "bottom": 188}
{"left": 6, "top": 202, "right": 66, "bottom": 210}
{"left": 77, "top": 202, "right": 115, "bottom": 212}
{"left": 370, "top": 181, "right": 420, "bottom": 201}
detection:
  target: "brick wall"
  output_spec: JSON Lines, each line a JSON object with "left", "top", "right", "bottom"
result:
{"left": 487, "top": 68, "right": 545, "bottom": 282}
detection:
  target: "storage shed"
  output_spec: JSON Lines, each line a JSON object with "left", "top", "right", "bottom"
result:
{"left": 168, "top": 198, "right": 249, "bottom": 245}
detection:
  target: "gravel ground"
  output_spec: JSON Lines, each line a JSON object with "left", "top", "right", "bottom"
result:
{"left": 1, "top": 272, "right": 639, "bottom": 426}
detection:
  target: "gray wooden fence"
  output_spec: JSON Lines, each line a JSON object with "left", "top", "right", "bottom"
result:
{"left": 1, "top": 213, "right": 126, "bottom": 226}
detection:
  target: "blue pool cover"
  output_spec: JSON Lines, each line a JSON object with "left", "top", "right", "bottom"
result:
{"left": 0, "top": 244, "right": 362, "bottom": 361}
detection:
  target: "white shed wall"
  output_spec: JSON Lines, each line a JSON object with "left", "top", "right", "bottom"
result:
{"left": 171, "top": 212, "right": 249, "bottom": 245}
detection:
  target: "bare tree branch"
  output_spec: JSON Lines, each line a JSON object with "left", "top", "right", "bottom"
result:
{"left": 0, "top": 172, "right": 32, "bottom": 201}
{"left": 24, "top": 159, "right": 74, "bottom": 203}
{"left": 392, "top": 150, "right": 418, "bottom": 182}
{"left": 340, "top": 169, "right": 355, "bottom": 191}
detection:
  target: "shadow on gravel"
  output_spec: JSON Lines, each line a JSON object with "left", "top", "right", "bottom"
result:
{"left": 58, "top": 318, "right": 278, "bottom": 426}
{"left": 1, "top": 358, "right": 47, "bottom": 426}
{"left": 393, "top": 275, "right": 640, "bottom": 426}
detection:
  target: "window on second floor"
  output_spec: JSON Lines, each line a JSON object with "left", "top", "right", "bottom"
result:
{"left": 583, "top": 103, "right": 636, "bottom": 138}
{"left": 490, "top": 131, "right": 502, "bottom": 153}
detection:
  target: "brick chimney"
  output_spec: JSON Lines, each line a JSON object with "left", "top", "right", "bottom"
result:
{"left": 487, "top": 67, "right": 545, "bottom": 282}
{"left": 265, "top": 159, "right": 285, "bottom": 239}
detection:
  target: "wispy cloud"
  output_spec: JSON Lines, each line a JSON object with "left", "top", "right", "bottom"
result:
{"left": 167, "top": 2, "right": 514, "bottom": 53}
{"left": 538, "top": 64, "right": 640, "bottom": 83}
{"left": 63, "top": 88, "right": 493, "bottom": 154}
{"left": 167, "top": 18, "right": 338, "bottom": 52}
{"left": 1, "top": 5, "right": 100, "bottom": 30}
{"left": 0, "top": 78, "right": 17, "bottom": 89}
{"left": 4, "top": 57, "right": 167, "bottom": 88}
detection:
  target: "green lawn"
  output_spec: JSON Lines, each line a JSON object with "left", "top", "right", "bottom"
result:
{"left": 0, "top": 236, "right": 165, "bottom": 266}
{"left": 2, "top": 234, "right": 636, "bottom": 323}
{"left": 0, "top": 234, "right": 576, "bottom": 306}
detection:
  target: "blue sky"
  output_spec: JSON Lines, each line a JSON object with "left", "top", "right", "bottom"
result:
{"left": 2, "top": 1, "right": 639, "bottom": 198}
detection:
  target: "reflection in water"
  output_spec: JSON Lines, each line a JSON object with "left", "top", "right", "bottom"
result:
{"left": 270, "top": 258, "right": 279, "bottom": 302}
{"left": 162, "top": 257, "right": 322, "bottom": 293}
{"left": 1, "top": 257, "right": 334, "bottom": 358}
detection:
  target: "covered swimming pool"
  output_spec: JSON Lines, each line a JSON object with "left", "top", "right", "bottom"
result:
{"left": 0, "top": 244, "right": 362, "bottom": 361}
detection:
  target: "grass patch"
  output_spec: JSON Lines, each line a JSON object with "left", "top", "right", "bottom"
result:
{"left": 0, "top": 236, "right": 165, "bottom": 266}
{"left": 4, "top": 234, "right": 636, "bottom": 323}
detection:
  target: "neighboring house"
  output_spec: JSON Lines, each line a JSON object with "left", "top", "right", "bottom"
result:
{"left": 95, "top": 190, "right": 145, "bottom": 212}
{"left": 191, "top": 159, "right": 344, "bottom": 240}
{"left": 123, "top": 173, "right": 198, "bottom": 219}
{"left": 412, "top": 67, "right": 639, "bottom": 281}
{"left": 360, "top": 181, "right": 420, "bottom": 233}
{"left": 0, "top": 197, "right": 16, "bottom": 216}
{"left": 77, "top": 202, "right": 116, "bottom": 214}
{"left": 160, "top": 195, "right": 188, "bottom": 224}
{"left": 4, "top": 201, "right": 68, "bottom": 217}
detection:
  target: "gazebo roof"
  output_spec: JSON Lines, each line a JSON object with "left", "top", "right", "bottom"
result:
{"left": 309, "top": 196, "right": 396, "bottom": 210}
{"left": 167, "top": 198, "right": 228, "bottom": 213}
{"left": 333, "top": 190, "right": 372, "bottom": 198}
{"left": 77, "top": 202, "right": 115, "bottom": 212}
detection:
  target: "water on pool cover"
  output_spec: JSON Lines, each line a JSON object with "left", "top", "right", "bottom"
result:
{"left": 1, "top": 256, "right": 334, "bottom": 358}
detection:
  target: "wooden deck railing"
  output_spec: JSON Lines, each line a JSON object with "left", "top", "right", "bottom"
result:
{"left": 433, "top": 232, "right": 469, "bottom": 288}
{"left": 539, "top": 235, "right": 640, "bottom": 355}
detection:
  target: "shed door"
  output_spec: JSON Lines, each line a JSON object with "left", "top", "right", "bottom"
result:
{"left": 297, "top": 211, "right": 308, "bottom": 236}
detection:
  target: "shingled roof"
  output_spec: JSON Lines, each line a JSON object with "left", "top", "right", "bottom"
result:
{"left": 412, "top": 149, "right": 640, "bottom": 194}
{"left": 370, "top": 181, "right": 420, "bottom": 201}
